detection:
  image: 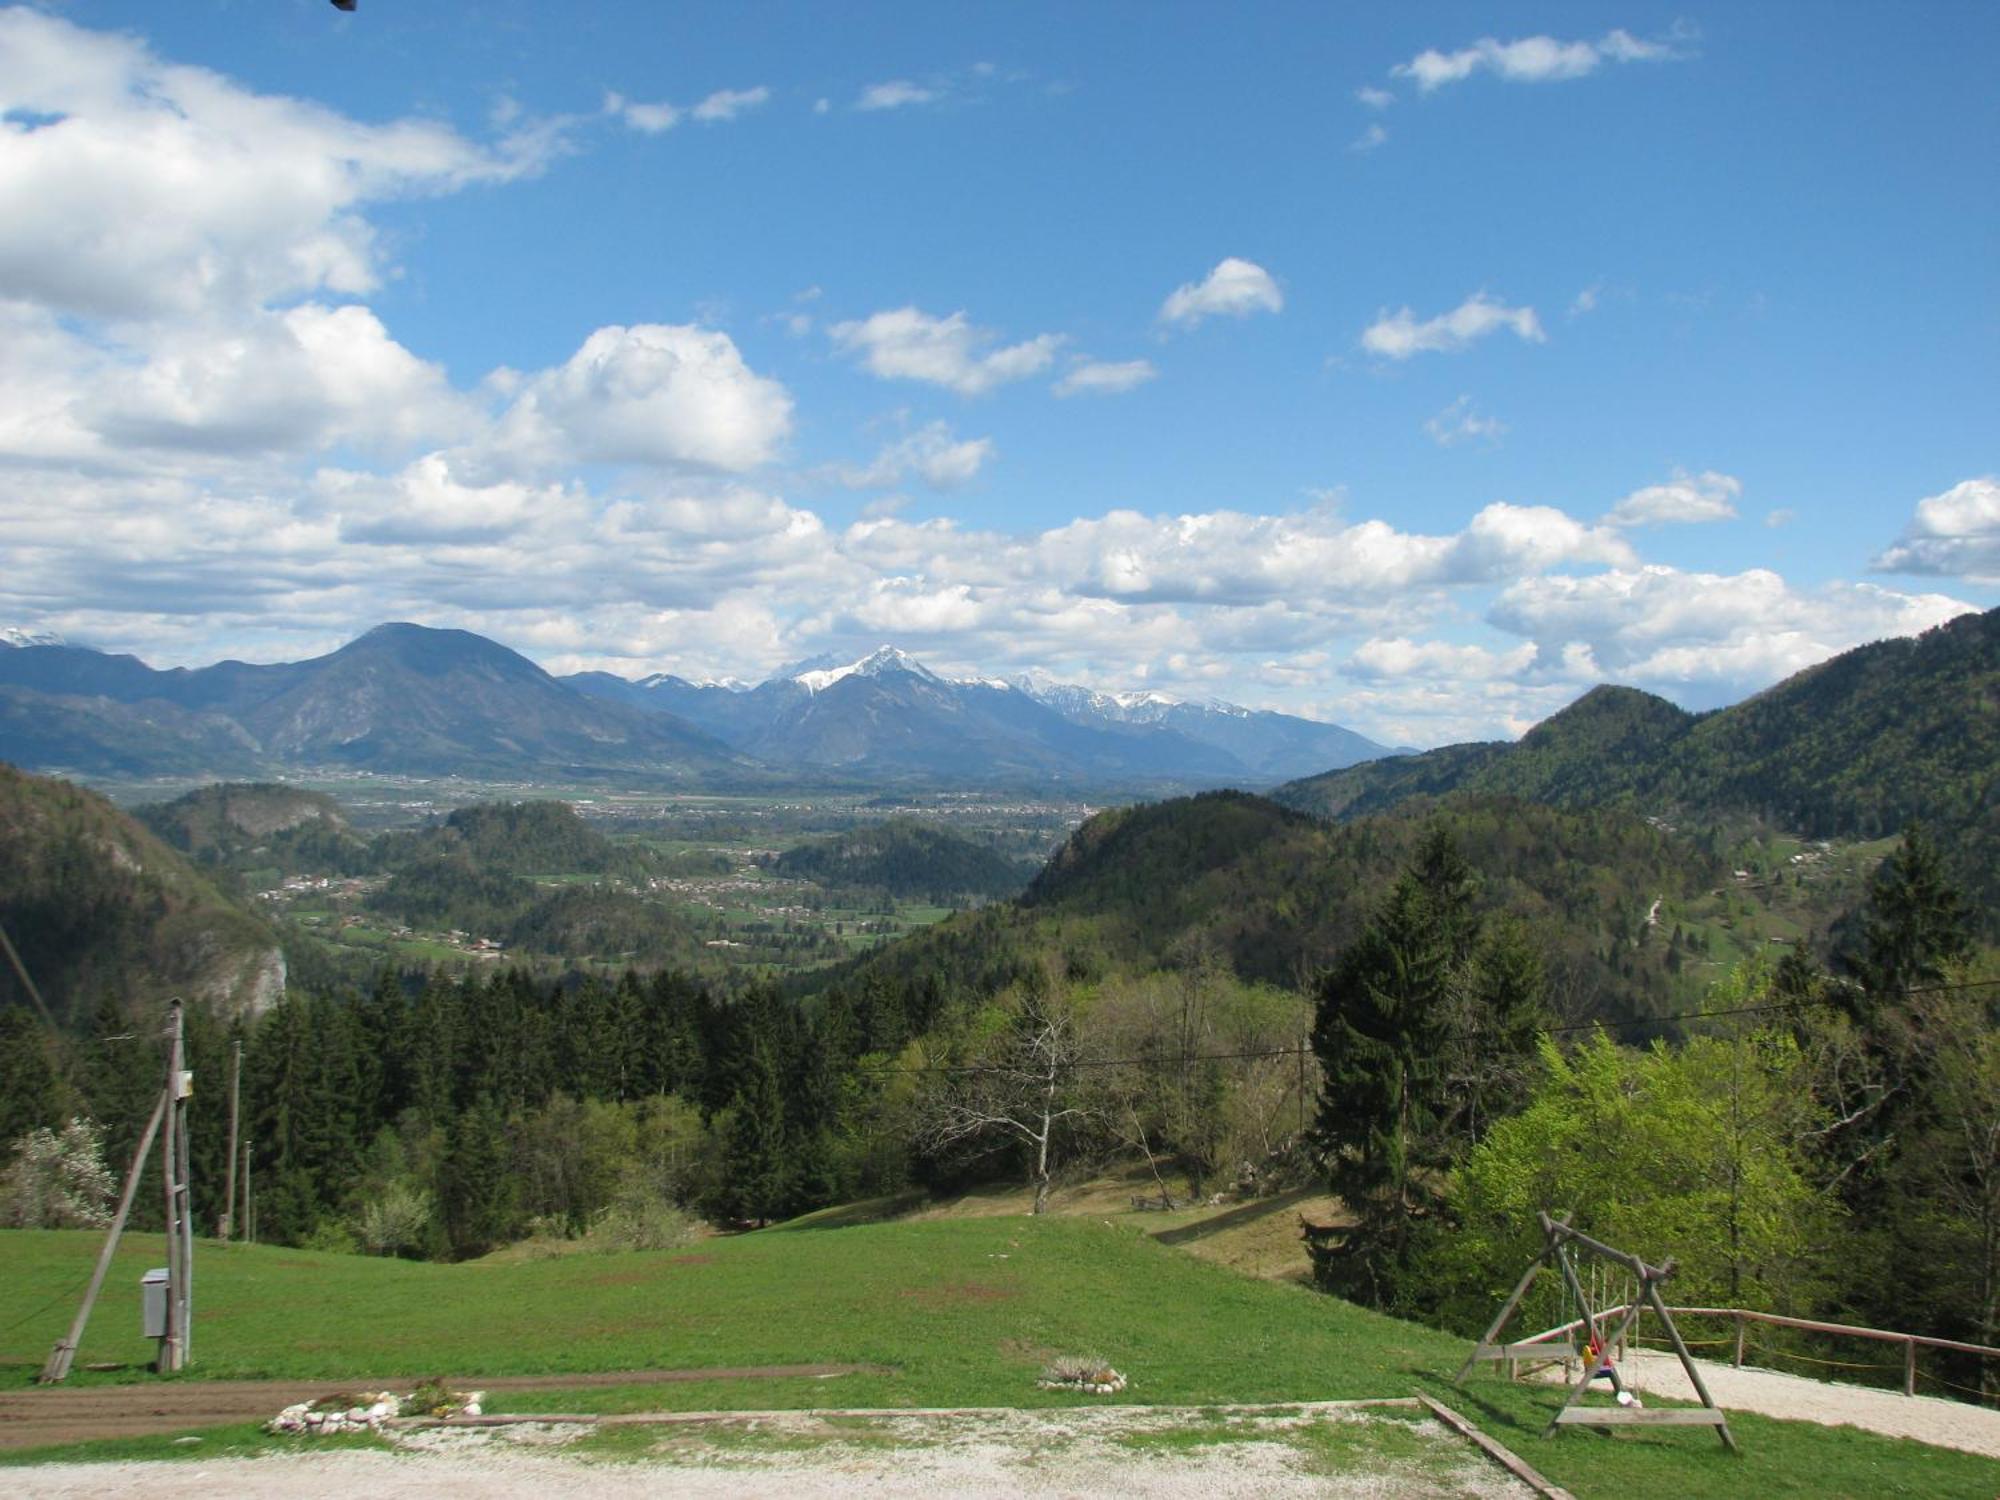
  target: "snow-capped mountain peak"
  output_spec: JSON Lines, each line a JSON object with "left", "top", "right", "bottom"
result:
{"left": 1, "top": 626, "right": 64, "bottom": 649}
{"left": 790, "top": 645, "right": 938, "bottom": 693}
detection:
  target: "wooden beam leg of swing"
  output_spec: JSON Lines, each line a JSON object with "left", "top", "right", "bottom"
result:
{"left": 38, "top": 1088, "right": 170, "bottom": 1384}
{"left": 1543, "top": 1248, "right": 1606, "bottom": 1437}
{"left": 1457, "top": 1245, "right": 1552, "bottom": 1384}
{"left": 1645, "top": 1280, "right": 1737, "bottom": 1453}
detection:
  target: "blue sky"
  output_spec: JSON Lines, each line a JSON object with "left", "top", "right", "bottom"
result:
{"left": 0, "top": 2, "right": 1993, "bottom": 744}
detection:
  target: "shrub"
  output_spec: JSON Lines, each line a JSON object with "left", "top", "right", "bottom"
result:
{"left": 0, "top": 1118, "right": 115, "bottom": 1229}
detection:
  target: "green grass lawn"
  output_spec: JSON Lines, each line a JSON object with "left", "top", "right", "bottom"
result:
{"left": 3, "top": 1218, "right": 1996, "bottom": 1497}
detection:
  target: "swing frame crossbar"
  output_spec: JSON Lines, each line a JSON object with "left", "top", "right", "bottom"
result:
{"left": 1455, "top": 1210, "right": 1737, "bottom": 1452}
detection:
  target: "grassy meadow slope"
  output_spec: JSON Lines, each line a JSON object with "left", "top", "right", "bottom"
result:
{"left": 3, "top": 1221, "right": 1995, "bottom": 1497}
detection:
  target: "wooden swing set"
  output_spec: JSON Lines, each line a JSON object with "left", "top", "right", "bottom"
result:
{"left": 1455, "top": 1210, "right": 1737, "bottom": 1452}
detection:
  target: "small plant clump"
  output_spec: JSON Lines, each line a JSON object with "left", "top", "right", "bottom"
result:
{"left": 1037, "top": 1353, "right": 1127, "bottom": 1395}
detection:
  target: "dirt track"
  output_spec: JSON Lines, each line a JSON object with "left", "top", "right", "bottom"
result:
{"left": 0, "top": 1365, "right": 877, "bottom": 1450}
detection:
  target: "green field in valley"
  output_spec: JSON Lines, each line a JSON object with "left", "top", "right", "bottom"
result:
{"left": 3, "top": 1216, "right": 1996, "bottom": 1497}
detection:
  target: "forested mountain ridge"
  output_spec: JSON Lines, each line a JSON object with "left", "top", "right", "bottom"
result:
{"left": 815, "top": 790, "right": 1739, "bottom": 1032}
{"left": 0, "top": 763, "right": 285, "bottom": 1023}
{"left": 1277, "top": 608, "right": 1999, "bottom": 911}
{"left": 136, "top": 782, "right": 370, "bottom": 877}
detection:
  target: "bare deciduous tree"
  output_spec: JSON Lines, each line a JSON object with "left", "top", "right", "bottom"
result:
{"left": 917, "top": 993, "right": 1095, "bottom": 1214}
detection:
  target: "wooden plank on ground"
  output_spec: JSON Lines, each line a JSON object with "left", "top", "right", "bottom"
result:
{"left": 1417, "top": 1394, "right": 1576, "bottom": 1500}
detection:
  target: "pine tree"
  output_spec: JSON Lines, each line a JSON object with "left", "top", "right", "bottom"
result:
{"left": 716, "top": 1038, "right": 792, "bottom": 1226}
{"left": 1309, "top": 823, "right": 1543, "bottom": 1309}
{"left": 438, "top": 1094, "right": 516, "bottom": 1257}
{"left": 1850, "top": 824, "right": 1975, "bottom": 1002}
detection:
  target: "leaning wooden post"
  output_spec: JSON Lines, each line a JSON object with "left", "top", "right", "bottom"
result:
{"left": 220, "top": 1039, "right": 241, "bottom": 1240}
{"left": 1455, "top": 1216, "right": 1560, "bottom": 1384}
{"left": 1643, "top": 1272, "right": 1736, "bottom": 1452}
{"left": 1734, "top": 1313, "right": 1746, "bottom": 1367}
{"left": 38, "top": 1089, "right": 169, "bottom": 1383}
{"left": 1904, "top": 1338, "right": 1917, "bottom": 1397}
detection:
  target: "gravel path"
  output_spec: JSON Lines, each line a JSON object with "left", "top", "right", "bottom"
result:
{"left": 7, "top": 1405, "right": 1537, "bottom": 1499}
{"left": 1546, "top": 1349, "right": 2000, "bottom": 1459}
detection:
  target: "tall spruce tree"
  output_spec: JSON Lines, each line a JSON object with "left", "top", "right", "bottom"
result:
{"left": 1309, "top": 823, "right": 1543, "bottom": 1309}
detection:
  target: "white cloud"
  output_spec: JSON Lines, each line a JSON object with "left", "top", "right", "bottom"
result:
{"left": 1871, "top": 477, "right": 2000, "bottom": 580}
{"left": 1424, "top": 395, "right": 1505, "bottom": 447}
{"left": 856, "top": 80, "right": 937, "bottom": 111}
{"left": 1569, "top": 283, "right": 1602, "bottom": 317}
{"left": 603, "top": 91, "right": 680, "bottom": 133}
{"left": 1053, "top": 359, "right": 1158, "bottom": 398}
{"left": 1159, "top": 258, "right": 1283, "bottom": 328}
{"left": 1361, "top": 293, "right": 1545, "bottom": 359}
{"left": 83, "top": 303, "right": 475, "bottom": 457}
{"left": 0, "top": 8, "right": 560, "bottom": 321}
{"left": 1349, "top": 123, "right": 1390, "bottom": 154}
{"left": 1349, "top": 636, "right": 1536, "bottom": 680}
{"left": 488, "top": 323, "right": 793, "bottom": 474}
{"left": 1356, "top": 86, "right": 1396, "bottom": 109}
{"left": 692, "top": 86, "right": 771, "bottom": 122}
{"left": 1489, "top": 567, "right": 1977, "bottom": 702}
{"left": 834, "top": 422, "right": 995, "bottom": 490}
{"left": 1392, "top": 28, "right": 1685, "bottom": 93}
{"left": 829, "top": 306, "right": 1063, "bottom": 395}
{"left": 1603, "top": 469, "right": 1741, "bottom": 527}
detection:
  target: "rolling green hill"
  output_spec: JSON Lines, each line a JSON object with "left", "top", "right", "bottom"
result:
{"left": 773, "top": 817, "right": 1034, "bottom": 902}
{"left": 1277, "top": 608, "right": 1999, "bottom": 914}
{"left": 817, "top": 790, "right": 1763, "bottom": 1032}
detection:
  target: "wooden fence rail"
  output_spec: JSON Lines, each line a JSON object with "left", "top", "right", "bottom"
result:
{"left": 1509, "top": 1305, "right": 2000, "bottom": 1400}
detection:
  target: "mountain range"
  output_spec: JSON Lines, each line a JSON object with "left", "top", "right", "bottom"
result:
{"left": 563, "top": 644, "right": 1392, "bottom": 784}
{"left": 0, "top": 626, "right": 1391, "bottom": 789}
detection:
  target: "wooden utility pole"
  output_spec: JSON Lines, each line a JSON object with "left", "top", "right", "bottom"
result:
{"left": 158, "top": 1000, "right": 190, "bottom": 1372}
{"left": 220, "top": 1040, "right": 241, "bottom": 1240}
{"left": 40, "top": 999, "right": 196, "bottom": 1382}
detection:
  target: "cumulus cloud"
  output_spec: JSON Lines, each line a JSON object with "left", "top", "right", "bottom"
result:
{"left": 692, "top": 86, "right": 771, "bottom": 122}
{"left": 1871, "top": 477, "right": 2000, "bottom": 580}
{"left": 828, "top": 306, "right": 1063, "bottom": 395}
{"left": 1349, "top": 123, "right": 1390, "bottom": 154}
{"left": 1053, "top": 359, "right": 1158, "bottom": 398}
{"left": 856, "top": 80, "right": 937, "bottom": 111}
{"left": 82, "top": 303, "right": 476, "bottom": 457}
{"left": 1356, "top": 86, "right": 1396, "bottom": 109}
{"left": 833, "top": 422, "right": 995, "bottom": 490}
{"left": 487, "top": 324, "right": 793, "bottom": 474}
{"left": 1159, "top": 258, "right": 1284, "bottom": 328}
{"left": 1602, "top": 469, "right": 1741, "bottom": 528}
{"left": 1489, "top": 567, "right": 1977, "bottom": 701}
{"left": 1362, "top": 294, "right": 1545, "bottom": 359}
{"left": 0, "top": 8, "right": 560, "bottom": 321}
{"left": 1424, "top": 396, "right": 1505, "bottom": 447}
{"left": 1392, "top": 28, "right": 1685, "bottom": 92}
